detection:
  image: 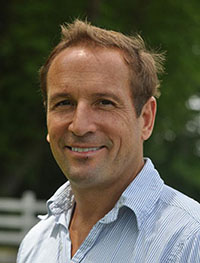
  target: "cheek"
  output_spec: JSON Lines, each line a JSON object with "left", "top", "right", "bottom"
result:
{"left": 101, "top": 117, "right": 130, "bottom": 147}
{"left": 47, "top": 126, "right": 64, "bottom": 147}
{"left": 47, "top": 114, "right": 69, "bottom": 135}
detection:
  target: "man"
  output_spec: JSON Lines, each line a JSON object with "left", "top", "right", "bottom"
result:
{"left": 17, "top": 20, "right": 200, "bottom": 262}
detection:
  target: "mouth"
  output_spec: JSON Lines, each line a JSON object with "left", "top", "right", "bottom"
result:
{"left": 66, "top": 146, "right": 105, "bottom": 153}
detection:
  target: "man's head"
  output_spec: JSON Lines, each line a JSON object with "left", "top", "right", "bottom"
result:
{"left": 44, "top": 20, "right": 164, "bottom": 190}
{"left": 40, "top": 19, "right": 164, "bottom": 117}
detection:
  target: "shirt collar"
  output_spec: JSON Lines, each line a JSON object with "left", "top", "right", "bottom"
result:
{"left": 100, "top": 158, "right": 164, "bottom": 230}
{"left": 46, "top": 181, "right": 74, "bottom": 218}
{"left": 122, "top": 158, "right": 164, "bottom": 229}
{"left": 45, "top": 158, "right": 164, "bottom": 231}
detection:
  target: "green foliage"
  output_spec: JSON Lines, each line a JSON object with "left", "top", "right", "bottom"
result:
{"left": 1, "top": 0, "right": 200, "bottom": 201}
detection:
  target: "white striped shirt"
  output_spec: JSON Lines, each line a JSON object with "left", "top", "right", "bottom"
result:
{"left": 17, "top": 158, "right": 200, "bottom": 262}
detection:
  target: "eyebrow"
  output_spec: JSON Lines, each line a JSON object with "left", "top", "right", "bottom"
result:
{"left": 48, "top": 91, "right": 123, "bottom": 105}
{"left": 48, "top": 92, "right": 72, "bottom": 104}
{"left": 91, "top": 92, "right": 123, "bottom": 104}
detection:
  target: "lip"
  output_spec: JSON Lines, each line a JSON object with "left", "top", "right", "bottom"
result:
{"left": 65, "top": 145, "right": 105, "bottom": 157}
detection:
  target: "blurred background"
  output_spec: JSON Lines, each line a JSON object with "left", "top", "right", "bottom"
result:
{"left": 1, "top": 0, "right": 200, "bottom": 202}
{"left": 1, "top": 1, "right": 200, "bottom": 261}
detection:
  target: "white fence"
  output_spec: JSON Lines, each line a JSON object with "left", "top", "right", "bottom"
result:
{"left": 0, "top": 191, "right": 46, "bottom": 263}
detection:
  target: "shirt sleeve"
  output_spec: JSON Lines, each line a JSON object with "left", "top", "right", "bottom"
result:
{"left": 16, "top": 239, "right": 25, "bottom": 263}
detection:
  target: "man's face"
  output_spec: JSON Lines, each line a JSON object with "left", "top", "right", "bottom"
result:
{"left": 46, "top": 46, "right": 155, "bottom": 190}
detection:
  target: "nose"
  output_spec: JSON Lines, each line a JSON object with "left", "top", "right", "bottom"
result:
{"left": 68, "top": 102, "right": 97, "bottom": 136}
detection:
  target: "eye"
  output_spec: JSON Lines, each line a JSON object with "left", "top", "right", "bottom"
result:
{"left": 55, "top": 99, "right": 74, "bottom": 107}
{"left": 99, "top": 99, "right": 115, "bottom": 106}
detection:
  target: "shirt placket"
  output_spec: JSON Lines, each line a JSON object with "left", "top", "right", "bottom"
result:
{"left": 70, "top": 222, "right": 105, "bottom": 263}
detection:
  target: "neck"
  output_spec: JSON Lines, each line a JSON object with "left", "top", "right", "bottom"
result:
{"left": 69, "top": 184, "right": 124, "bottom": 257}
{"left": 70, "top": 159, "right": 145, "bottom": 222}
{"left": 68, "top": 159, "right": 145, "bottom": 257}
{"left": 71, "top": 184, "right": 120, "bottom": 224}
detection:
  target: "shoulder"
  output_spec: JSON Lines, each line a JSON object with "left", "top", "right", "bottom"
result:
{"left": 17, "top": 182, "right": 73, "bottom": 263}
{"left": 138, "top": 184, "right": 200, "bottom": 261}
{"left": 169, "top": 227, "right": 200, "bottom": 262}
{"left": 23, "top": 215, "right": 56, "bottom": 240}
{"left": 160, "top": 185, "right": 200, "bottom": 225}
{"left": 17, "top": 216, "right": 57, "bottom": 263}
{"left": 156, "top": 184, "right": 200, "bottom": 253}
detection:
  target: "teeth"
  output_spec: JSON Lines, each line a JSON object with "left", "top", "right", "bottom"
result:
{"left": 71, "top": 147, "right": 100, "bottom": 152}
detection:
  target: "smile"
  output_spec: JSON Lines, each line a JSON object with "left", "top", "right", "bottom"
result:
{"left": 67, "top": 146, "right": 104, "bottom": 153}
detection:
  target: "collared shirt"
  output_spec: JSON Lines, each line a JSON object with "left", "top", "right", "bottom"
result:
{"left": 17, "top": 159, "right": 200, "bottom": 263}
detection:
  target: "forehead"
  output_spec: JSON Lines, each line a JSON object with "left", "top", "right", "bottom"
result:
{"left": 46, "top": 45, "right": 136, "bottom": 105}
{"left": 47, "top": 45, "right": 130, "bottom": 81}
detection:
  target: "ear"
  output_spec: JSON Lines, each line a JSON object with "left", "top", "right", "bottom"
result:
{"left": 46, "top": 134, "right": 50, "bottom": 143}
{"left": 141, "top": 97, "right": 157, "bottom": 141}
